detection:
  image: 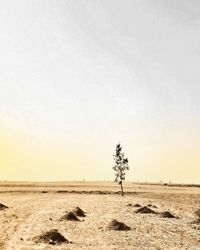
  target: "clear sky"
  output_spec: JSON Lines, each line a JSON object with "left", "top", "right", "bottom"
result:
{"left": 0, "top": 0, "right": 199, "bottom": 183}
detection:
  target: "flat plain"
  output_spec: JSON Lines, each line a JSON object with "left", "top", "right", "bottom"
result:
{"left": 0, "top": 181, "right": 200, "bottom": 250}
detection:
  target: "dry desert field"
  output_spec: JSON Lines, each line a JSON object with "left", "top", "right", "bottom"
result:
{"left": 0, "top": 181, "right": 200, "bottom": 250}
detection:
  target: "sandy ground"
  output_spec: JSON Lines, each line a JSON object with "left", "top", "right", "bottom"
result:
{"left": 0, "top": 182, "right": 200, "bottom": 250}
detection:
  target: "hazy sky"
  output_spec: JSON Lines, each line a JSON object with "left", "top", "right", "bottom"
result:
{"left": 0, "top": 0, "right": 199, "bottom": 183}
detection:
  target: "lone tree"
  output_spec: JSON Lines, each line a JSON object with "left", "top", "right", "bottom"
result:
{"left": 113, "top": 143, "right": 129, "bottom": 196}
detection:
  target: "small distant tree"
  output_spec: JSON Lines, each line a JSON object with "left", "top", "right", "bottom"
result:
{"left": 113, "top": 143, "right": 129, "bottom": 197}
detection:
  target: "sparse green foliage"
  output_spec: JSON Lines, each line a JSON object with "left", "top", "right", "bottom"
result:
{"left": 113, "top": 143, "right": 129, "bottom": 196}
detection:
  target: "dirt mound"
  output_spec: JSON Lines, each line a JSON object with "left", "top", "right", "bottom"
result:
{"left": 107, "top": 219, "right": 131, "bottom": 231}
{"left": 192, "top": 209, "right": 200, "bottom": 224}
{"left": 133, "top": 203, "right": 141, "bottom": 207}
{"left": 60, "top": 211, "right": 80, "bottom": 221}
{"left": 195, "top": 209, "right": 200, "bottom": 218}
{"left": 160, "top": 211, "right": 175, "bottom": 218}
{"left": 35, "top": 229, "right": 69, "bottom": 245}
{"left": 72, "top": 207, "right": 86, "bottom": 217}
{"left": 192, "top": 219, "right": 200, "bottom": 224}
{"left": 135, "top": 206, "right": 157, "bottom": 214}
{"left": 0, "top": 203, "right": 8, "bottom": 210}
{"left": 147, "top": 204, "right": 157, "bottom": 208}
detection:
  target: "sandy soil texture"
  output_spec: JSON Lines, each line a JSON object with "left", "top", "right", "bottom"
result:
{"left": 0, "top": 182, "right": 200, "bottom": 249}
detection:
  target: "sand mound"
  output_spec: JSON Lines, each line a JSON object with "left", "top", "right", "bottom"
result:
{"left": 192, "top": 219, "right": 200, "bottom": 224}
{"left": 133, "top": 203, "right": 141, "bottom": 207}
{"left": 107, "top": 219, "right": 131, "bottom": 231}
{"left": 60, "top": 211, "right": 80, "bottom": 221}
{"left": 0, "top": 203, "right": 8, "bottom": 210}
{"left": 148, "top": 204, "right": 158, "bottom": 208}
{"left": 35, "top": 229, "right": 69, "bottom": 245}
{"left": 192, "top": 209, "right": 200, "bottom": 224}
{"left": 72, "top": 207, "right": 86, "bottom": 217}
{"left": 135, "top": 206, "right": 157, "bottom": 214}
{"left": 160, "top": 211, "right": 175, "bottom": 218}
{"left": 195, "top": 209, "right": 200, "bottom": 218}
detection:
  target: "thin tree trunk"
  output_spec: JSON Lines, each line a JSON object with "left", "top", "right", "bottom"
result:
{"left": 120, "top": 181, "right": 124, "bottom": 197}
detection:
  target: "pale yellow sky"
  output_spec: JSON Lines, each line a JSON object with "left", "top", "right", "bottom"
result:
{"left": 0, "top": 0, "right": 200, "bottom": 183}
{"left": 1, "top": 118, "right": 199, "bottom": 183}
